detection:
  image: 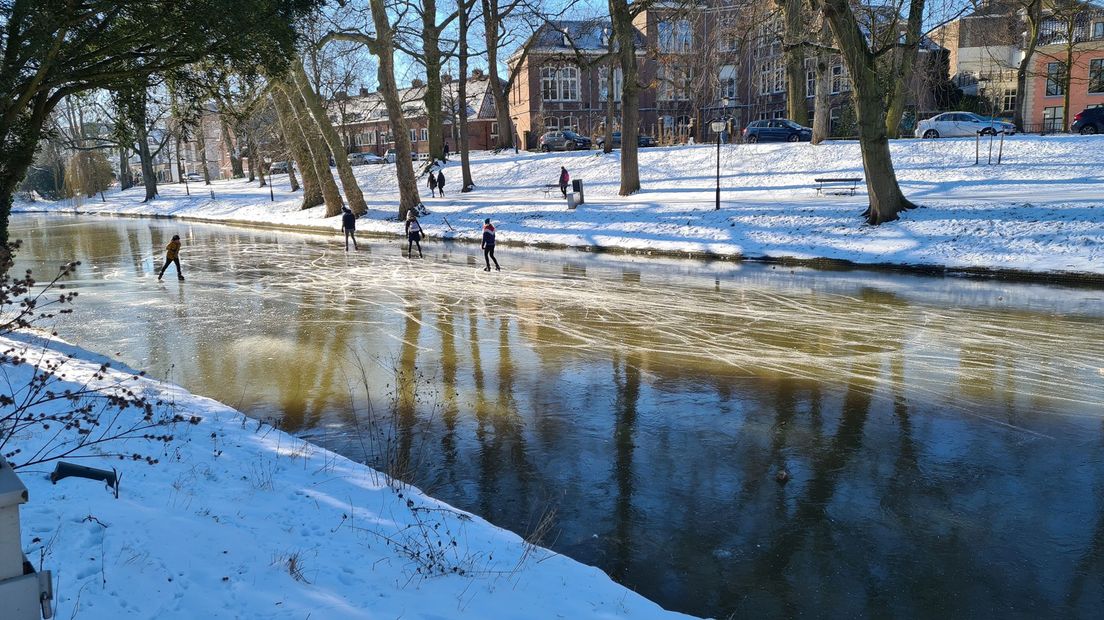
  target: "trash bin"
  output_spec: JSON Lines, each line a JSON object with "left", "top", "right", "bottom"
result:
{"left": 571, "top": 179, "right": 584, "bottom": 205}
{"left": 566, "top": 192, "right": 577, "bottom": 209}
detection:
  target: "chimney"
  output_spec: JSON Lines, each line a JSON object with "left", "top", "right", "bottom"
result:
{"left": 442, "top": 73, "right": 452, "bottom": 83}
{"left": 359, "top": 87, "right": 371, "bottom": 97}
{"left": 471, "top": 69, "right": 484, "bottom": 79}
{"left": 412, "top": 78, "right": 425, "bottom": 88}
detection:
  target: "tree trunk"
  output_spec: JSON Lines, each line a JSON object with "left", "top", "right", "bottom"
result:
{"left": 457, "top": 0, "right": 476, "bottom": 191}
{"left": 290, "top": 61, "right": 367, "bottom": 215}
{"left": 822, "top": 0, "right": 916, "bottom": 224}
{"left": 780, "top": 0, "right": 808, "bottom": 125}
{"left": 220, "top": 118, "right": 244, "bottom": 178}
{"left": 251, "top": 134, "right": 266, "bottom": 187}
{"left": 811, "top": 29, "right": 831, "bottom": 143}
{"left": 371, "top": 0, "right": 421, "bottom": 219}
{"left": 195, "top": 121, "right": 211, "bottom": 185}
{"left": 175, "top": 135, "right": 185, "bottom": 181}
{"left": 884, "top": 0, "right": 924, "bottom": 138}
{"left": 280, "top": 83, "right": 344, "bottom": 216}
{"left": 1014, "top": 1, "right": 1041, "bottom": 131}
{"left": 245, "top": 131, "right": 256, "bottom": 182}
{"left": 612, "top": 0, "right": 641, "bottom": 195}
{"left": 421, "top": 0, "right": 446, "bottom": 161}
{"left": 119, "top": 146, "right": 132, "bottom": 189}
{"left": 1063, "top": 41, "right": 1073, "bottom": 133}
{"left": 482, "top": 0, "right": 515, "bottom": 151}
{"left": 271, "top": 89, "right": 322, "bottom": 209}
{"left": 287, "top": 158, "right": 300, "bottom": 192}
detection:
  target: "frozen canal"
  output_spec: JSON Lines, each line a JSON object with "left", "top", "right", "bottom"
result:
{"left": 11, "top": 213, "right": 1104, "bottom": 618}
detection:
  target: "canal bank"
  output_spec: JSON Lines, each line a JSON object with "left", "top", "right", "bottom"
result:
{"left": 14, "top": 134, "right": 1104, "bottom": 285}
{"left": 8, "top": 214, "right": 1104, "bottom": 619}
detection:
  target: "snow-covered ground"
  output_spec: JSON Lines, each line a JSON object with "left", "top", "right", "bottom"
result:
{"left": 15, "top": 134, "right": 1104, "bottom": 278}
{"left": 5, "top": 332, "right": 695, "bottom": 619}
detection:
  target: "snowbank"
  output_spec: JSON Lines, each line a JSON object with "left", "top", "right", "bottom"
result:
{"left": 15, "top": 133, "right": 1104, "bottom": 278}
{"left": 7, "top": 333, "right": 696, "bottom": 619}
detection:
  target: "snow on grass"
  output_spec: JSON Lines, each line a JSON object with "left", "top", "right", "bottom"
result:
{"left": 7, "top": 332, "right": 696, "bottom": 619}
{"left": 16, "top": 133, "right": 1104, "bottom": 275}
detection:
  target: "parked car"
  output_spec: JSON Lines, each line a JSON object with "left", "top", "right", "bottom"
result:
{"left": 1071, "top": 106, "right": 1104, "bottom": 134}
{"left": 269, "top": 161, "right": 291, "bottom": 174}
{"left": 184, "top": 172, "right": 202, "bottom": 182}
{"left": 348, "top": 152, "right": 386, "bottom": 166}
{"left": 538, "top": 130, "right": 592, "bottom": 151}
{"left": 915, "top": 112, "right": 1016, "bottom": 138}
{"left": 742, "top": 119, "right": 812, "bottom": 143}
{"left": 384, "top": 148, "right": 421, "bottom": 163}
{"left": 595, "top": 132, "right": 657, "bottom": 149}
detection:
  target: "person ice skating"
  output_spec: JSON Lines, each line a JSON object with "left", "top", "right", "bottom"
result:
{"left": 157, "top": 234, "right": 184, "bottom": 281}
{"left": 436, "top": 170, "right": 446, "bottom": 197}
{"left": 481, "top": 218, "right": 500, "bottom": 272}
{"left": 427, "top": 170, "right": 438, "bottom": 197}
{"left": 559, "top": 166, "right": 570, "bottom": 198}
{"left": 405, "top": 210, "right": 424, "bottom": 258}
{"left": 341, "top": 206, "right": 358, "bottom": 251}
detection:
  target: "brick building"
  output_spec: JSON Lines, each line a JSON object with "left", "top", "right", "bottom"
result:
{"left": 1023, "top": 8, "right": 1104, "bottom": 131}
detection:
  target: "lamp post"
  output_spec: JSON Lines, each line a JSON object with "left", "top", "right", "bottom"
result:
{"left": 710, "top": 97, "right": 730, "bottom": 211}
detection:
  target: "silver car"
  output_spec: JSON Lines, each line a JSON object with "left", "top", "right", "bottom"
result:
{"left": 916, "top": 112, "right": 1016, "bottom": 138}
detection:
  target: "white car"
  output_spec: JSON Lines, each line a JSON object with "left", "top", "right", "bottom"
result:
{"left": 916, "top": 112, "right": 1016, "bottom": 138}
{"left": 349, "top": 152, "right": 386, "bottom": 166}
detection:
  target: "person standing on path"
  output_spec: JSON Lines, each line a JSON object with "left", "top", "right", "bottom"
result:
{"left": 436, "top": 170, "right": 446, "bottom": 197}
{"left": 559, "top": 166, "right": 570, "bottom": 198}
{"left": 341, "top": 206, "right": 359, "bottom": 251}
{"left": 481, "top": 218, "right": 499, "bottom": 272}
{"left": 405, "top": 211, "right": 424, "bottom": 258}
{"left": 157, "top": 234, "right": 184, "bottom": 281}
{"left": 427, "top": 170, "right": 438, "bottom": 197}
{"left": 443, "top": 142, "right": 450, "bottom": 161}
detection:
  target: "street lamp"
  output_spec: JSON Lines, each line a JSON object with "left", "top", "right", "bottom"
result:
{"left": 710, "top": 97, "right": 730, "bottom": 211}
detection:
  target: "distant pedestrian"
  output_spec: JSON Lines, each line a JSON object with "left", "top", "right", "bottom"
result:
{"left": 559, "top": 166, "right": 570, "bottom": 198}
{"left": 436, "top": 170, "right": 446, "bottom": 197}
{"left": 481, "top": 218, "right": 500, "bottom": 272}
{"left": 687, "top": 119, "right": 696, "bottom": 145}
{"left": 341, "top": 206, "right": 358, "bottom": 251}
{"left": 443, "top": 142, "right": 450, "bottom": 161}
{"left": 405, "top": 210, "right": 424, "bottom": 258}
{"left": 428, "top": 171, "right": 438, "bottom": 197}
{"left": 157, "top": 234, "right": 184, "bottom": 281}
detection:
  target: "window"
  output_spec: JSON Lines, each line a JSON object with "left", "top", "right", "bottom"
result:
{"left": 831, "top": 64, "right": 851, "bottom": 94}
{"left": 1001, "top": 88, "right": 1017, "bottom": 113}
{"left": 805, "top": 58, "right": 816, "bottom": 98}
{"left": 659, "top": 19, "right": 692, "bottom": 53}
{"left": 419, "top": 128, "right": 428, "bottom": 142}
{"left": 757, "top": 58, "right": 784, "bottom": 95}
{"left": 658, "top": 64, "right": 691, "bottom": 101}
{"left": 599, "top": 66, "right": 624, "bottom": 102}
{"left": 562, "top": 116, "right": 577, "bottom": 132}
{"left": 1090, "top": 59, "right": 1104, "bottom": 93}
{"left": 1043, "top": 106, "right": 1064, "bottom": 132}
{"left": 718, "top": 17, "right": 740, "bottom": 52}
{"left": 1094, "top": 22, "right": 1104, "bottom": 39}
{"left": 773, "top": 110, "right": 786, "bottom": 119}
{"left": 543, "top": 116, "right": 559, "bottom": 131}
{"left": 757, "top": 111, "right": 770, "bottom": 121}
{"left": 1046, "top": 62, "right": 1065, "bottom": 96}
{"left": 409, "top": 129, "right": 417, "bottom": 142}
{"left": 540, "top": 66, "right": 579, "bottom": 101}
{"left": 719, "top": 65, "right": 738, "bottom": 100}
{"left": 490, "top": 122, "right": 499, "bottom": 139}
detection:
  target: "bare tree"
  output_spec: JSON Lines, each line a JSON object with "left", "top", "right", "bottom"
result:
{"left": 778, "top": 0, "right": 809, "bottom": 125}
{"left": 456, "top": 0, "right": 477, "bottom": 191}
{"left": 1015, "top": 0, "right": 1045, "bottom": 130}
{"left": 272, "top": 89, "right": 322, "bottom": 207}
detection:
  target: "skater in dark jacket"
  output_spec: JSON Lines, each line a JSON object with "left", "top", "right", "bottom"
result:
{"left": 405, "top": 211, "right": 424, "bottom": 258}
{"left": 481, "top": 218, "right": 499, "bottom": 271}
{"left": 341, "top": 206, "right": 359, "bottom": 251}
{"left": 559, "top": 166, "right": 570, "bottom": 197}
{"left": 157, "top": 235, "right": 184, "bottom": 281}
{"left": 427, "top": 171, "right": 438, "bottom": 197}
{"left": 436, "top": 170, "right": 446, "bottom": 197}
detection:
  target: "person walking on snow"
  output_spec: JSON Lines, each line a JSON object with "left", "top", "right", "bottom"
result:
{"left": 443, "top": 142, "right": 450, "bottom": 161}
{"left": 481, "top": 218, "right": 500, "bottom": 272}
{"left": 405, "top": 210, "right": 424, "bottom": 258}
{"left": 559, "top": 166, "right": 570, "bottom": 198}
{"left": 157, "top": 234, "right": 184, "bottom": 281}
{"left": 436, "top": 170, "right": 446, "bottom": 197}
{"left": 341, "top": 206, "right": 359, "bottom": 251}
{"left": 427, "top": 170, "right": 438, "bottom": 197}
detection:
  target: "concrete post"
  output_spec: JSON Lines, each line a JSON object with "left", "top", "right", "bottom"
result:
{"left": 0, "top": 458, "right": 53, "bottom": 619}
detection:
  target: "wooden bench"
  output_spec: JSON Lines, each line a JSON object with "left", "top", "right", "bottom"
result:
{"left": 543, "top": 183, "right": 561, "bottom": 197}
{"left": 813, "top": 177, "right": 863, "bottom": 196}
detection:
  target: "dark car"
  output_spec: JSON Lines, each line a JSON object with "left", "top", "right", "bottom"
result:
{"left": 538, "top": 130, "right": 592, "bottom": 151}
{"left": 742, "top": 119, "right": 812, "bottom": 143}
{"left": 1071, "top": 106, "right": 1104, "bottom": 134}
{"left": 595, "top": 132, "right": 657, "bottom": 149}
